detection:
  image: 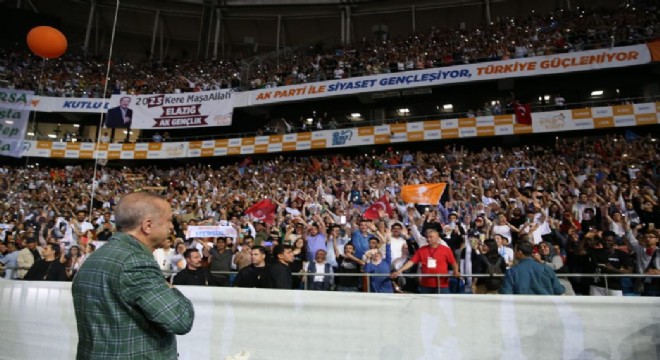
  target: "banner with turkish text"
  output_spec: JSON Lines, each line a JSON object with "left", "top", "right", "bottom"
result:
{"left": 401, "top": 183, "right": 447, "bottom": 204}
{"left": 0, "top": 88, "right": 33, "bottom": 158}
{"left": 187, "top": 225, "right": 237, "bottom": 239}
{"left": 107, "top": 89, "right": 235, "bottom": 129}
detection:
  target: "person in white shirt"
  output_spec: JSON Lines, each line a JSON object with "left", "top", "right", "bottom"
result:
{"left": 490, "top": 213, "right": 518, "bottom": 243}
{"left": 71, "top": 211, "right": 95, "bottom": 247}
{"left": 153, "top": 238, "right": 175, "bottom": 277}
{"left": 325, "top": 225, "right": 350, "bottom": 268}
{"left": 409, "top": 220, "right": 449, "bottom": 249}
{"left": 493, "top": 234, "right": 515, "bottom": 268}
{"left": 388, "top": 223, "right": 408, "bottom": 263}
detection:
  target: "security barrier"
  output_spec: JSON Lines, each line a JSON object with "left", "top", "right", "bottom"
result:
{"left": 0, "top": 279, "right": 658, "bottom": 360}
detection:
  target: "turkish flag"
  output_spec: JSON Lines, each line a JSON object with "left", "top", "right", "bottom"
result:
{"left": 514, "top": 103, "right": 532, "bottom": 125}
{"left": 401, "top": 183, "right": 447, "bottom": 204}
{"left": 363, "top": 195, "right": 393, "bottom": 220}
{"left": 245, "top": 199, "right": 278, "bottom": 225}
{"left": 310, "top": 158, "right": 322, "bottom": 172}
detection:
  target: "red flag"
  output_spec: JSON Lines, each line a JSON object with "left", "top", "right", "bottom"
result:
{"left": 515, "top": 103, "right": 532, "bottom": 125}
{"left": 245, "top": 199, "right": 277, "bottom": 225}
{"left": 310, "top": 158, "right": 322, "bottom": 172}
{"left": 240, "top": 157, "right": 253, "bottom": 167}
{"left": 363, "top": 195, "right": 393, "bottom": 220}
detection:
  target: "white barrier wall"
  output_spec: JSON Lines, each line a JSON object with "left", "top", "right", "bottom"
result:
{"left": 0, "top": 280, "right": 658, "bottom": 360}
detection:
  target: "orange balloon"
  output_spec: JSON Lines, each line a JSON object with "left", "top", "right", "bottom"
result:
{"left": 27, "top": 26, "right": 68, "bottom": 59}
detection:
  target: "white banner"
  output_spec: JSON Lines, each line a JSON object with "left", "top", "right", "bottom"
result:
{"left": 25, "top": 45, "right": 652, "bottom": 116}
{"left": 31, "top": 96, "right": 110, "bottom": 113}
{"left": 0, "top": 88, "right": 33, "bottom": 158}
{"left": 187, "top": 225, "right": 237, "bottom": 239}
{"left": 248, "top": 44, "right": 651, "bottom": 105}
{"left": 106, "top": 89, "right": 236, "bottom": 129}
{"left": 1, "top": 281, "right": 659, "bottom": 360}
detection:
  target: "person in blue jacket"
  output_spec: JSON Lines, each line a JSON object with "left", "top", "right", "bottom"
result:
{"left": 364, "top": 231, "right": 393, "bottom": 293}
{"left": 499, "top": 240, "right": 565, "bottom": 295}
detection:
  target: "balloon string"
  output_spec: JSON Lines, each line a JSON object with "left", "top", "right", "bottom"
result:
{"left": 89, "top": 0, "right": 120, "bottom": 218}
{"left": 25, "top": 58, "right": 46, "bottom": 166}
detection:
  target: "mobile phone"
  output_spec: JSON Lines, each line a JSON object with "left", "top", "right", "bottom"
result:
{"left": 340, "top": 215, "right": 346, "bottom": 224}
{"left": 533, "top": 245, "right": 539, "bottom": 255}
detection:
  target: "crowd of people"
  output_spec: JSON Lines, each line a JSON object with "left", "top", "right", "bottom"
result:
{"left": 0, "top": 132, "right": 658, "bottom": 296}
{"left": 0, "top": 3, "right": 657, "bottom": 97}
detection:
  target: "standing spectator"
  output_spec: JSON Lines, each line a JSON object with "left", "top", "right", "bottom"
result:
{"left": 63, "top": 245, "right": 84, "bottom": 279}
{"left": 253, "top": 221, "right": 269, "bottom": 246}
{"left": 472, "top": 239, "right": 507, "bottom": 294}
{"left": 95, "top": 212, "right": 116, "bottom": 233}
{"left": 269, "top": 245, "right": 294, "bottom": 289}
{"left": 305, "top": 218, "right": 327, "bottom": 261}
{"left": 391, "top": 229, "right": 460, "bottom": 294}
{"left": 499, "top": 241, "right": 565, "bottom": 295}
{"left": 70, "top": 211, "right": 94, "bottom": 247}
{"left": 96, "top": 222, "right": 114, "bottom": 241}
{"left": 490, "top": 213, "right": 518, "bottom": 244}
{"left": 388, "top": 223, "right": 409, "bottom": 264}
{"left": 99, "top": 132, "right": 110, "bottom": 143}
{"left": 325, "top": 225, "right": 349, "bottom": 270}
{"left": 17, "top": 238, "right": 42, "bottom": 279}
{"left": 494, "top": 235, "right": 515, "bottom": 268}
{"left": 588, "top": 233, "right": 632, "bottom": 296}
{"left": 554, "top": 93, "right": 566, "bottom": 109}
{"left": 364, "top": 235, "right": 393, "bottom": 293}
{"left": 351, "top": 220, "right": 372, "bottom": 260}
{"left": 334, "top": 238, "right": 364, "bottom": 292}
{"left": 209, "top": 237, "right": 233, "bottom": 286}
{"left": 153, "top": 238, "right": 174, "bottom": 277}
{"left": 304, "top": 249, "right": 334, "bottom": 291}
{"left": 72, "top": 192, "right": 194, "bottom": 359}
{"left": 170, "top": 242, "right": 188, "bottom": 273}
{"left": 533, "top": 241, "right": 564, "bottom": 272}
{"left": 0, "top": 242, "right": 19, "bottom": 279}
{"left": 172, "top": 249, "right": 218, "bottom": 286}
{"left": 234, "top": 245, "right": 271, "bottom": 288}
{"left": 233, "top": 241, "right": 253, "bottom": 271}
{"left": 24, "top": 243, "right": 67, "bottom": 281}
{"left": 625, "top": 228, "right": 660, "bottom": 296}
{"left": 290, "top": 237, "right": 307, "bottom": 289}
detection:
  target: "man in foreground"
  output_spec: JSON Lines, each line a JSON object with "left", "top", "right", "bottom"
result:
{"left": 499, "top": 241, "right": 565, "bottom": 295}
{"left": 72, "top": 192, "right": 195, "bottom": 360}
